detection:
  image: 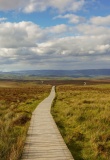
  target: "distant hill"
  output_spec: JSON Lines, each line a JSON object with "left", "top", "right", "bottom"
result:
{"left": 0, "top": 69, "right": 110, "bottom": 79}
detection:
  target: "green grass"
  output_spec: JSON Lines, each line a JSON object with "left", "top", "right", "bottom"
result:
{"left": 52, "top": 84, "right": 110, "bottom": 160}
{"left": 0, "top": 82, "right": 51, "bottom": 160}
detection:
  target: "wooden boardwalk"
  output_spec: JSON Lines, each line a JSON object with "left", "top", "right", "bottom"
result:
{"left": 21, "top": 86, "right": 74, "bottom": 160}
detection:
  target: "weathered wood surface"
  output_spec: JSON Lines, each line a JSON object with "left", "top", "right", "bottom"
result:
{"left": 21, "top": 86, "right": 74, "bottom": 160}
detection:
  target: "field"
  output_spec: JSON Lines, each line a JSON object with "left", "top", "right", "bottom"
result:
{"left": 0, "top": 79, "right": 110, "bottom": 160}
{"left": 0, "top": 81, "right": 51, "bottom": 160}
{"left": 52, "top": 84, "right": 110, "bottom": 160}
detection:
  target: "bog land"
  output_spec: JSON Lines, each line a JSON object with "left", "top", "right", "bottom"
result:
{"left": 52, "top": 83, "right": 110, "bottom": 160}
{"left": 0, "top": 79, "right": 110, "bottom": 160}
{"left": 0, "top": 81, "right": 51, "bottom": 160}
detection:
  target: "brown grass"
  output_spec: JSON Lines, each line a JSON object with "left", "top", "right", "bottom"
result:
{"left": 52, "top": 84, "right": 110, "bottom": 160}
{"left": 0, "top": 81, "right": 51, "bottom": 160}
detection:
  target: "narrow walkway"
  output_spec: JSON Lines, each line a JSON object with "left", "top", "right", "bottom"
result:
{"left": 21, "top": 86, "right": 74, "bottom": 160}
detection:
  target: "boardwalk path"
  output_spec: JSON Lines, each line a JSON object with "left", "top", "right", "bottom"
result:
{"left": 21, "top": 86, "right": 74, "bottom": 160}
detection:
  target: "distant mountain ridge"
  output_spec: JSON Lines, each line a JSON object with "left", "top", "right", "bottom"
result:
{"left": 0, "top": 69, "right": 110, "bottom": 79}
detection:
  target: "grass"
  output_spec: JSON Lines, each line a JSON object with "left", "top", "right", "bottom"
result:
{"left": 52, "top": 84, "right": 110, "bottom": 160}
{"left": 0, "top": 82, "right": 51, "bottom": 160}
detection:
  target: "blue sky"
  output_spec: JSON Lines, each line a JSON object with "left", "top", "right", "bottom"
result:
{"left": 0, "top": 0, "right": 110, "bottom": 71}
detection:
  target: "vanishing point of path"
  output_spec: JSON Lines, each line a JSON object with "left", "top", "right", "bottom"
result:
{"left": 21, "top": 86, "right": 74, "bottom": 160}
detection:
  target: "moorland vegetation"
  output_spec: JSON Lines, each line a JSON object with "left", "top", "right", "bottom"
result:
{"left": 1, "top": 80, "right": 110, "bottom": 160}
{"left": 52, "top": 84, "right": 110, "bottom": 160}
{"left": 0, "top": 81, "right": 51, "bottom": 160}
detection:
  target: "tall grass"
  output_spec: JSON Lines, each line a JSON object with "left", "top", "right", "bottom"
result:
{"left": 0, "top": 83, "right": 51, "bottom": 160}
{"left": 52, "top": 84, "right": 110, "bottom": 160}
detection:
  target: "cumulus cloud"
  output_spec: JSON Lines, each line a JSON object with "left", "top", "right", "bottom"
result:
{"left": 0, "top": 17, "right": 110, "bottom": 70}
{"left": 96, "top": 44, "right": 110, "bottom": 53}
{"left": 49, "top": 0, "right": 85, "bottom": 13}
{"left": 0, "top": 21, "right": 72, "bottom": 67}
{"left": 76, "top": 24, "right": 110, "bottom": 35}
{"left": 0, "top": 0, "right": 110, "bottom": 70}
{"left": 0, "top": 21, "right": 110, "bottom": 52}
{"left": 37, "top": 35, "right": 110, "bottom": 57}
{"left": 0, "top": 21, "right": 47, "bottom": 48}
{"left": 90, "top": 15, "right": 110, "bottom": 26}
{"left": 54, "top": 14, "right": 86, "bottom": 24}
{"left": 46, "top": 24, "right": 69, "bottom": 35}
{"left": 0, "top": 0, "right": 85, "bottom": 13}
{"left": 0, "top": 22, "right": 70, "bottom": 49}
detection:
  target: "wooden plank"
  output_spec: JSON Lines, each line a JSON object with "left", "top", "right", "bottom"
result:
{"left": 21, "top": 86, "right": 74, "bottom": 160}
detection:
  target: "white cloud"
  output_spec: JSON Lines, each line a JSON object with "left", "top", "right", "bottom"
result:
{"left": 0, "top": 21, "right": 70, "bottom": 49}
{"left": 0, "top": 17, "right": 7, "bottom": 22}
{"left": 0, "top": 0, "right": 85, "bottom": 13}
{"left": 90, "top": 15, "right": 110, "bottom": 26}
{"left": 0, "top": 21, "right": 46, "bottom": 48}
{"left": 30, "top": 35, "right": 110, "bottom": 59}
{"left": 54, "top": 14, "right": 86, "bottom": 24}
{"left": 96, "top": 44, "right": 110, "bottom": 53}
{"left": 46, "top": 24, "right": 68, "bottom": 34}
{"left": 0, "top": 21, "right": 109, "bottom": 56}
{"left": 76, "top": 24, "right": 110, "bottom": 35}
{"left": 0, "top": 19, "right": 110, "bottom": 70}
{"left": 49, "top": 0, "right": 85, "bottom": 13}
{"left": 0, "top": 1, "right": 110, "bottom": 70}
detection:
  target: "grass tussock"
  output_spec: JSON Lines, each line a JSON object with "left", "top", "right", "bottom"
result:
{"left": 0, "top": 83, "right": 51, "bottom": 160}
{"left": 52, "top": 84, "right": 110, "bottom": 160}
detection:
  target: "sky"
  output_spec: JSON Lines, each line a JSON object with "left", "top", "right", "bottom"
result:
{"left": 0, "top": 0, "right": 110, "bottom": 71}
